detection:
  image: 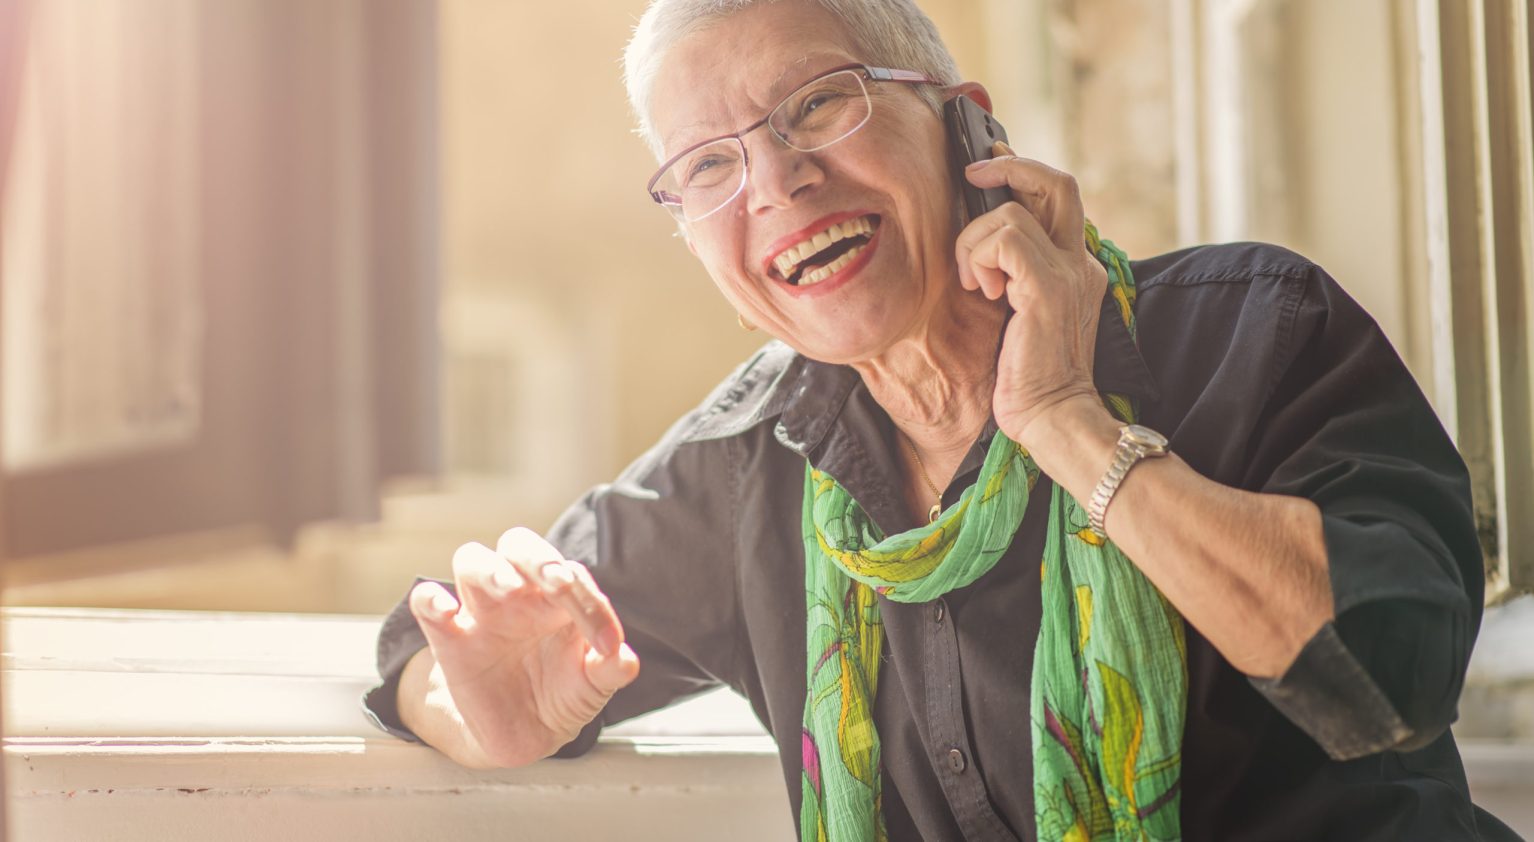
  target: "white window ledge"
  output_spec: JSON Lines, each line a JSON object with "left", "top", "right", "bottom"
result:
{"left": 2, "top": 607, "right": 792, "bottom": 842}
{"left": 5, "top": 606, "right": 1531, "bottom": 840}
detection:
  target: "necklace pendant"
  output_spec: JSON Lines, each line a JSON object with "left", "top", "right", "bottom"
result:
{"left": 928, "top": 503, "right": 941, "bottom": 524}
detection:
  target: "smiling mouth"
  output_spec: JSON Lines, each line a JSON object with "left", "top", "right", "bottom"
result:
{"left": 772, "top": 214, "right": 880, "bottom": 286}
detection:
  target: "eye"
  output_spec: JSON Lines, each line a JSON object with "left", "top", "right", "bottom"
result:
{"left": 800, "top": 91, "right": 844, "bottom": 116}
{"left": 687, "top": 155, "right": 724, "bottom": 178}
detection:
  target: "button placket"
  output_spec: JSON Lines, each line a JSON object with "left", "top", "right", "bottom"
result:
{"left": 922, "top": 594, "right": 1019, "bottom": 840}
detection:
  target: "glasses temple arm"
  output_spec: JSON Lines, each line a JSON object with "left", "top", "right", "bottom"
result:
{"left": 865, "top": 67, "right": 938, "bottom": 84}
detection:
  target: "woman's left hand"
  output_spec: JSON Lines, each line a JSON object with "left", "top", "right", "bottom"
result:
{"left": 955, "top": 143, "right": 1108, "bottom": 446}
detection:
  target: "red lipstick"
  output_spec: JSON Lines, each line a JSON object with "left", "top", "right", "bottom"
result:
{"left": 760, "top": 209, "right": 879, "bottom": 278}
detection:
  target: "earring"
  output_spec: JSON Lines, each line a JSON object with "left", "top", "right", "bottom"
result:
{"left": 737, "top": 313, "right": 758, "bottom": 332}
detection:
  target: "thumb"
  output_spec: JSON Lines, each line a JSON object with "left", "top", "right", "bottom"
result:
{"left": 584, "top": 641, "right": 641, "bottom": 696}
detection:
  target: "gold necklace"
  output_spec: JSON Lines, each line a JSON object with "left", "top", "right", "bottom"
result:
{"left": 902, "top": 434, "right": 944, "bottom": 524}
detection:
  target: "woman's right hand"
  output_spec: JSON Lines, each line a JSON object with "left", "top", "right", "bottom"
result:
{"left": 401, "top": 526, "right": 640, "bottom": 769}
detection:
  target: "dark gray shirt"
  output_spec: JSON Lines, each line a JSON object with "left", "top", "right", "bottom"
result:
{"left": 364, "top": 242, "right": 1520, "bottom": 841}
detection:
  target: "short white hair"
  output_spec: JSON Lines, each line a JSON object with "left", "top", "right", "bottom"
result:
{"left": 623, "top": 0, "right": 963, "bottom": 160}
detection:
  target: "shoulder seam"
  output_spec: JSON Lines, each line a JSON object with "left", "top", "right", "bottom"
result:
{"left": 1142, "top": 263, "right": 1314, "bottom": 289}
{"left": 1267, "top": 272, "right": 1310, "bottom": 407}
{"left": 675, "top": 343, "right": 798, "bottom": 445}
{"left": 1140, "top": 252, "right": 1316, "bottom": 290}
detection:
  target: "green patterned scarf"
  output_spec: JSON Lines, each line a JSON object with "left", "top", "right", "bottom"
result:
{"left": 798, "top": 222, "right": 1187, "bottom": 842}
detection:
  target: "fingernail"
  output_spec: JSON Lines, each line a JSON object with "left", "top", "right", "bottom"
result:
{"left": 540, "top": 562, "right": 575, "bottom": 589}
{"left": 430, "top": 592, "right": 455, "bottom": 618}
{"left": 491, "top": 568, "right": 522, "bottom": 593}
{"left": 995, "top": 140, "right": 1014, "bottom": 155}
{"left": 597, "top": 626, "right": 621, "bottom": 658}
{"left": 966, "top": 158, "right": 992, "bottom": 170}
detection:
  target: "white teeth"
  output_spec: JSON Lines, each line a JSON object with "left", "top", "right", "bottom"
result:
{"left": 797, "top": 242, "right": 866, "bottom": 286}
{"left": 772, "top": 214, "right": 878, "bottom": 282}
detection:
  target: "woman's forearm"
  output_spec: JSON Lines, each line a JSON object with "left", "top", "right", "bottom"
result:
{"left": 1016, "top": 394, "right": 1334, "bottom": 679}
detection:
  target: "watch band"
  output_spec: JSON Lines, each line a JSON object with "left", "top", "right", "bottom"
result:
{"left": 1087, "top": 424, "right": 1169, "bottom": 540}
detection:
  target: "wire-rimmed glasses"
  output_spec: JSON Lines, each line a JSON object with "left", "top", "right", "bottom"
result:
{"left": 646, "top": 63, "right": 940, "bottom": 222}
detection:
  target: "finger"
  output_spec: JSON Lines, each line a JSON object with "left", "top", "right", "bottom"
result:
{"left": 954, "top": 201, "right": 1025, "bottom": 295}
{"left": 451, "top": 541, "right": 527, "bottom": 619}
{"left": 409, "top": 580, "right": 468, "bottom": 640}
{"left": 976, "top": 222, "right": 1053, "bottom": 305}
{"left": 564, "top": 561, "right": 626, "bottom": 658}
{"left": 964, "top": 151, "right": 1084, "bottom": 250}
{"left": 495, "top": 526, "right": 566, "bottom": 586}
{"left": 974, "top": 221, "right": 1023, "bottom": 299}
{"left": 584, "top": 641, "right": 641, "bottom": 696}
{"left": 495, "top": 527, "right": 623, "bottom": 658}
{"left": 956, "top": 204, "right": 1053, "bottom": 300}
{"left": 539, "top": 560, "right": 624, "bottom": 658}
{"left": 495, "top": 526, "right": 575, "bottom": 601}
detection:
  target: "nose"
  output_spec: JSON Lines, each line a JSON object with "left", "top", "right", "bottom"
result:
{"left": 743, "top": 130, "right": 825, "bottom": 215}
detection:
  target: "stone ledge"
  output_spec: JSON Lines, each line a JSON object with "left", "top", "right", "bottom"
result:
{"left": 5, "top": 736, "right": 792, "bottom": 842}
{"left": 1, "top": 607, "right": 789, "bottom": 841}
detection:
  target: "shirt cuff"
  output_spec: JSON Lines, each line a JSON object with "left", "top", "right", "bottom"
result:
{"left": 358, "top": 577, "right": 439, "bottom": 742}
{"left": 552, "top": 716, "right": 604, "bottom": 758}
{"left": 1247, "top": 621, "right": 1414, "bottom": 760}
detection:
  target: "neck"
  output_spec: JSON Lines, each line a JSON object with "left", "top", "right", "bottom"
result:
{"left": 852, "top": 292, "right": 1008, "bottom": 484}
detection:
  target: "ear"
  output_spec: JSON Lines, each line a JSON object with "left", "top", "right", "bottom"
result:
{"left": 943, "top": 81, "right": 993, "bottom": 114}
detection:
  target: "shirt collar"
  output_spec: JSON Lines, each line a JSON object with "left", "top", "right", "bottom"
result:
{"left": 1091, "top": 282, "right": 1161, "bottom": 405}
{"left": 766, "top": 353, "right": 861, "bottom": 458}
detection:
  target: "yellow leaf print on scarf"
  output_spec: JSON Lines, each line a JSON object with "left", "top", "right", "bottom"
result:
{"left": 1076, "top": 585, "right": 1094, "bottom": 652}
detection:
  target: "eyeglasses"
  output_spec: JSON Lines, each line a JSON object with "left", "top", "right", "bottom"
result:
{"left": 646, "top": 63, "right": 940, "bottom": 222}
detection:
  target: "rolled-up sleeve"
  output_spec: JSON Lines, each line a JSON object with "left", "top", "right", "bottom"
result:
{"left": 359, "top": 577, "right": 437, "bottom": 744}
{"left": 1243, "top": 261, "right": 1480, "bottom": 760}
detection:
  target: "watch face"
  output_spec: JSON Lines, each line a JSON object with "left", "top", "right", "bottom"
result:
{"left": 1123, "top": 424, "right": 1169, "bottom": 449}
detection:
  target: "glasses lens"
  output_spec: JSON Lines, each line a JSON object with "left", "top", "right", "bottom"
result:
{"left": 769, "top": 70, "right": 871, "bottom": 152}
{"left": 655, "top": 138, "right": 746, "bottom": 221}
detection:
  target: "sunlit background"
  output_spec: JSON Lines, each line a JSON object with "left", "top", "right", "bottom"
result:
{"left": 7, "top": 0, "right": 1516, "bottom": 607}
{"left": 0, "top": 0, "right": 1531, "bottom": 837}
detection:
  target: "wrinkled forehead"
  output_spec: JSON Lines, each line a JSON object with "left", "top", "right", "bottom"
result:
{"left": 649, "top": 3, "right": 862, "bottom": 157}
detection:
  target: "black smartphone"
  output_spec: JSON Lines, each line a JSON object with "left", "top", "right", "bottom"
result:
{"left": 943, "top": 94, "right": 1011, "bottom": 225}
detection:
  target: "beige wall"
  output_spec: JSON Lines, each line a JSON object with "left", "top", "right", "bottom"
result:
{"left": 441, "top": 0, "right": 756, "bottom": 526}
{"left": 1287, "top": 0, "right": 1413, "bottom": 372}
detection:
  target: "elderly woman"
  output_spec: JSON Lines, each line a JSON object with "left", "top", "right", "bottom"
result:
{"left": 363, "top": 1, "right": 1516, "bottom": 840}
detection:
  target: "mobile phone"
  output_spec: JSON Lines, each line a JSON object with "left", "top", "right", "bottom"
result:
{"left": 943, "top": 94, "right": 1011, "bottom": 225}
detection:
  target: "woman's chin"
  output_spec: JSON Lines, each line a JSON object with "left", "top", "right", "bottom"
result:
{"left": 775, "top": 290, "right": 924, "bottom": 364}
{"left": 791, "top": 329, "right": 900, "bottom": 366}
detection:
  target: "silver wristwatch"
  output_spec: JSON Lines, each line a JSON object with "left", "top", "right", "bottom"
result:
{"left": 1087, "top": 424, "right": 1169, "bottom": 540}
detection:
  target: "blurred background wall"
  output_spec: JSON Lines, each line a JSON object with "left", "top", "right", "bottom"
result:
{"left": 0, "top": 0, "right": 1529, "bottom": 617}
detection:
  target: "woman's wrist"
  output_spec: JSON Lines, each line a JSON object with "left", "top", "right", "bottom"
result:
{"left": 398, "top": 648, "right": 494, "bottom": 768}
{"left": 1011, "top": 392, "right": 1121, "bottom": 503}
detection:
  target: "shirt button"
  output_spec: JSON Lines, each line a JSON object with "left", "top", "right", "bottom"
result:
{"left": 948, "top": 748, "right": 967, "bottom": 773}
{"left": 933, "top": 601, "right": 945, "bottom": 624}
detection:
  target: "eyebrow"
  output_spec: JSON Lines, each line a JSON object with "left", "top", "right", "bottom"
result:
{"left": 766, "top": 55, "right": 815, "bottom": 101}
{"left": 661, "top": 53, "right": 852, "bottom": 153}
